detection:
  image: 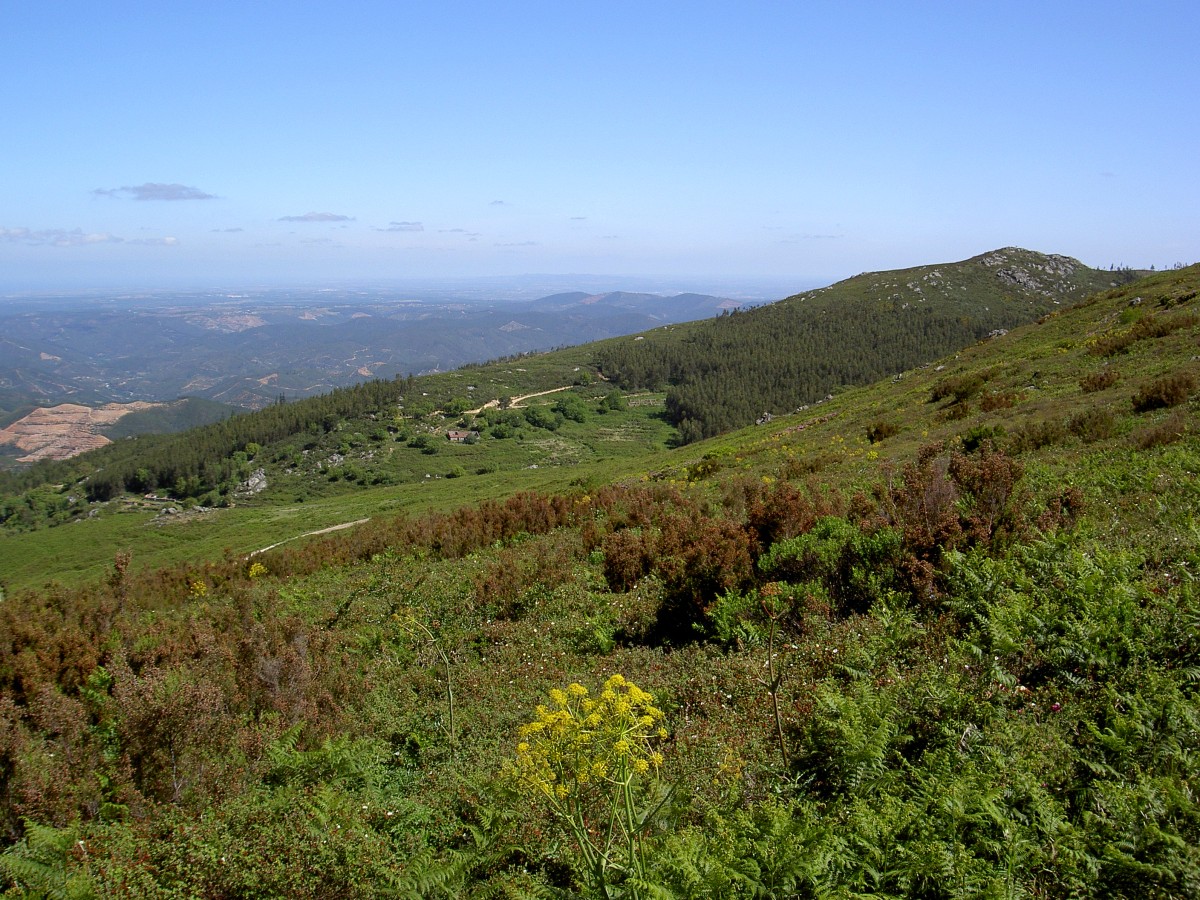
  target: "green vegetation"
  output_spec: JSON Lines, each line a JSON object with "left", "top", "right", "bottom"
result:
{"left": 595, "top": 248, "right": 1140, "bottom": 440}
{"left": 1, "top": 261, "right": 1199, "bottom": 897}
{"left": 98, "top": 397, "right": 235, "bottom": 440}
{"left": 0, "top": 249, "right": 1127, "bottom": 521}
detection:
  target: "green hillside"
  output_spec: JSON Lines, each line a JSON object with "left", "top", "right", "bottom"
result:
{"left": 0, "top": 248, "right": 1140, "bottom": 570}
{"left": 1, "top": 263, "right": 1198, "bottom": 897}
{"left": 595, "top": 247, "right": 1142, "bottom": 440}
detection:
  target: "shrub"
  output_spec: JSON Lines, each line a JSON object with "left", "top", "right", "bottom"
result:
{"left": 1080, "top": 369, "right": 1119, "bottom": 393}
{"left": 652, "top": 515, "right": 756, "bottom": 643}
{"left": 1092, "top": 311, "right": 1199, "bottom": 357}
{"left": 687, "top": 452, "right": 728, "bottom": 482}
{"left": 745, "top": 479, "right": 843, "bottom": 551}
{"left": 980, "top": 390, "right": 1021, "bottom": 412}
{"left": 1132, "top": 409, "right": 1189, "bottom": 449}
{"left": 1131, "top": 372, "right": 1196, "bottom": 413}
{"left": 959, "top": 425, "right": 1006, "bottom": 454}
{"left": 602, "top": 529, "right": 655, "bottom": 593}
{"left": 866, "top": 421, "right": 900, "bottom": 444}
{"left": 1008, "top": 419, "right": 1068, "bottom": 453}
{"left": 523, "top": 406, "right": 562, "bottom": 431}
{"left": 552, "top": 394, "right": 589, "bottom": 423}
{"left": 600, "top": 391, "right": 627, "bottom": 412}
{"left": 947, "top": 443, "right": 1026, "bottom": 546}
{"left": 1068, "top": 407, "right": 1118, "bottom": 443}
{"left": 870, "top": 443, "right": 961, "bottom": 597}
{"left": 941, "top": 401, "right": 973, "bottom": 421}
{"left": 758, "top": 517, "right": 903, "bottom": 617}
{"left": 930, "top": 372, "right": 984, "bottom": 404}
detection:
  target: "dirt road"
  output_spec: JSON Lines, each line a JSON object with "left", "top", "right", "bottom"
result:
{"left": 250, "top": 517, "right": 371, "bottom": 556}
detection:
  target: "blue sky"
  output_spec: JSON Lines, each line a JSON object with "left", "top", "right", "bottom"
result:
{"left": 2, "top": 1, "right": 1197, "bottom": 290}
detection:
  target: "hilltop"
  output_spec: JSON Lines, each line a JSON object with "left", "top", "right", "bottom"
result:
{"left": 0, "top": 249, "right": 1138, "bottom": 569}
{"left": 0, "top": 259, "right": 1198, "bottom": 896}
{"left": 594, "top": 247, "right": 1142, "bottom": 439}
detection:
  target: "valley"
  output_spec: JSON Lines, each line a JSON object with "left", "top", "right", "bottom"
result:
{"left": 0, "top": 285, "right": 762, "bottom": 416}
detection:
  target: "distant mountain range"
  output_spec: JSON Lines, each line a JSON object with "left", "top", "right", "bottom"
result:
{"left": 0, "top": 289, "right": 755, "bottom": 417}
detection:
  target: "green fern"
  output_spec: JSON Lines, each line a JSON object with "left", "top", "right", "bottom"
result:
{"left": 0, "top": 820, "right": 95, "bottom": 900}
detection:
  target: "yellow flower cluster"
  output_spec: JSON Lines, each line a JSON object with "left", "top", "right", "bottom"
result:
{"left": 511, "top": 675, "right": 667, "bottom": 806}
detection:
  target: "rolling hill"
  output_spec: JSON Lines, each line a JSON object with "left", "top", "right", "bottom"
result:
{"left": 0, "top": 248, "right": 1138, "bottom": 525}
{"left": 0, "top": 259, "right": 1197, "bottom": 896}
{"left": 593, "top": 247, "right": 1143, "bottom": 439}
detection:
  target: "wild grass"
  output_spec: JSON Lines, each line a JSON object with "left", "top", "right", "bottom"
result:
{"left": 2, "top": 265, "right": 1199, "bottom": 895}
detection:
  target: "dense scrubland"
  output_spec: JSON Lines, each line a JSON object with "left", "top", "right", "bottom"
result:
{"left": 1, "top": 261, "right": 1198, "bottom": 898}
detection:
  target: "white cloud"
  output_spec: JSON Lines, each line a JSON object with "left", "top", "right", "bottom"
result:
{"left": 128, "top": 236, "right": 180, "bottom": 246}
{"left": 0, "top": 226, "right": 176, "bottom": 247}
{"left": 279, "top": 211, "right": 354, "bottom": 222}
{"left": 94, "top": 182, "right": 217, "bottom": 201}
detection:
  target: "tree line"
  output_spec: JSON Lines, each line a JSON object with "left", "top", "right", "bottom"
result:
{"left": 595, "top": 298, "right": 1052, "bottom": 442}
{"left": 0, "top": 376, "right": 422, "bottom": 503}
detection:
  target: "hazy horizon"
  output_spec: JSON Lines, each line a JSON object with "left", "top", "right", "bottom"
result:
{"left": 3, "top": 2, "right": 1197, "bottom": 292}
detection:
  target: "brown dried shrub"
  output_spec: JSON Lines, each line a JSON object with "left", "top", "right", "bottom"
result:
{"left": 1132, "top": 409, "right": 1190, "bottom": 449}
{"left": 980, "top": 391, "right": 1021, "bottom": 412}
{"left": 1131, "top": 372, "right": 1197, "bottom": 413}
{"left": 1080, "top": 369, "right": 1119, "bottom": 393}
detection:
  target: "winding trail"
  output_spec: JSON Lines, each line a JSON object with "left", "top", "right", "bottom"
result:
{"left": 250, "top": 517, "right": 371, "bottom": 557}
{"left": 462, "top": 385, "right": 573, "bottom": 416}
{"left": 252, "top": 384, "right": 587, "bottom": 556}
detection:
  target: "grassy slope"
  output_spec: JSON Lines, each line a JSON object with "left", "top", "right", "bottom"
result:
{"left": 0, "top": 250, "right": 1142, "bottom": 589}
{"left": 1, "top": 266, "right": 1198, "bottom": 896}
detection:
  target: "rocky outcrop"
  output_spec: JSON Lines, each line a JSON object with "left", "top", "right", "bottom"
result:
{"left": 237, "top": 468, "right": 269, "bottom": 496}
{"left": 979, "top": 248, "right": 1083, "bottom": 296}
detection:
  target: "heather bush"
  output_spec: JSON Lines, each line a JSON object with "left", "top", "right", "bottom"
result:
{"left": 1068, "top": 406, "right": 1118, "bottom": 442}
{"left": 651, "top": 515, "right": 756, "bottom": 643}
{"left": 1008, "top": 418, "right": 1068, "bottom": 453}
{"left": 930, "top": 371, "right": 984, "bottom": 404}
{"left": 601, "top": 528, "right": 656, "bottom": 593}
{"left": 1091, "top": 310, "right": 1199, "bottom": 357}
{"left": 1132, "top": 408, "right": 1189, "bottom": 449}
{"left": 947, "top": 442, "right": 1026, "bottom": 546}
{"left": 744, "top": 478, "right": 842, "bottom": 550}
{"left": 1080, "top": 368, "right": 1119, "bottom": 393}
{"left": 979, "top": 389, "right": 1021, "bottom": 411}
{"left": 1131, "top": 371, "right": 1196, "bottom": 412}
{"left": 866, "top": 420, "right": 900, "bottom": 443}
